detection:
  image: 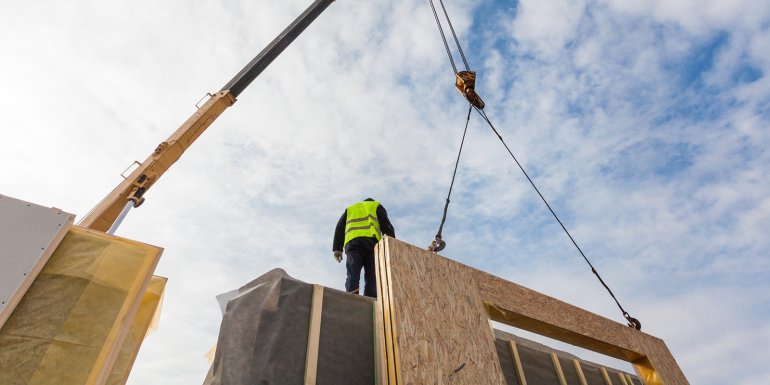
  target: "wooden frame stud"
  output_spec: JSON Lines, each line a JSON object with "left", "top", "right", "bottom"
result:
{"left": 304, "top": 284, "right": 324, "bottom": 385}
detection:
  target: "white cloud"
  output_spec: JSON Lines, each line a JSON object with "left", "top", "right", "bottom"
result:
{"left": 1, "top": 0, "right": 768, "bottom": 384}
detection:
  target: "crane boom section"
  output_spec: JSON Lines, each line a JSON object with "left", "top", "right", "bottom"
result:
{"left": 81, "top": 0, "right": 336, "bottom": 232}
{"left": 222, "top": 0, "right": 335, "bottom": 97}
{"left": 80, "top": 91, "right": 236, "bottom": 232}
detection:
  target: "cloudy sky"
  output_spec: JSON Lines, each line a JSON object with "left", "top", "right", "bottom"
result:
{"left": 2, "top": 0, "right": 769, "bottom": 383}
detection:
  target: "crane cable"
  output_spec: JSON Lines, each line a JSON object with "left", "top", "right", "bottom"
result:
{"left": 475, "top": 108, "right": 641, "bottom": 330}
{"left": 428, "top": 104, "right": 473, "bottom": 253}
{"left": 427, "top": 0, "right": 470, "bottom": 73}
{"left": 426, "top": 0, "right": 476, "bottom": 253}
{"left": 424, "top": 0, "right": 642, "bottom": 330}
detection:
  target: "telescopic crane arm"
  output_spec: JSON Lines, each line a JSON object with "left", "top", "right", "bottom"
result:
{"left": 79, "top": 0, "right": 335, "bottom": 232}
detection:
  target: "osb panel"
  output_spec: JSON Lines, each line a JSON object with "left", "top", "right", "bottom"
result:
{"left": 476, "top": 271, "right": 641, "bottom": 358}
{"left": 375, "top": 241, "right": 399, "bottom": 385}
{"left": 631, "top": 335, "right": 686, "bottom": 385}
{"left": 474, "top": 270, "right": 689, "bottom": 385}
{"left": 381, "top": 237, "right": 688, "bottom": 385}
{"left": 384, "top": 238, "right": 506, "bottom": 385}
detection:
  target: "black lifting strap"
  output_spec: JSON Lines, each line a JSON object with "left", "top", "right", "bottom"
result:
{"left": 429, "top": 104, "right": 473, "bottom": 253}
{"left": 474, "top": 107, "right": 641, "bottom": 330}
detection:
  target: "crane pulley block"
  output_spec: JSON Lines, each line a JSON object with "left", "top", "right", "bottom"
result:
{"left": 455, "top": 71, "right": 485, "bottom": 109}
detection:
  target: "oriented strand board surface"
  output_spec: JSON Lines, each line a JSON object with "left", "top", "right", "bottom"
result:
{"left": 477, "top": 271, "right": 642, "bottom": 360}
{"left": 475, "top": 271, "right": 688, "bottom": 385}
{"left": 384, "top": 238, "right": 506, "bottom": 385}
{"left": 379, "top": 237, "right": 688, "bottom": 385}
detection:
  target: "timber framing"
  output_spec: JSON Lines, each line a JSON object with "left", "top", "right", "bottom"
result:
{"left": 374, "top": 236, "right": 689, "bottom": 385}
{"left": 304, "top": 284, "right": 324, "bottom": 385}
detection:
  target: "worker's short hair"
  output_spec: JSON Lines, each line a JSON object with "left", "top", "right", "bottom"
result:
{"left": 364, "top": 198, "right": 375, "bottom": 202}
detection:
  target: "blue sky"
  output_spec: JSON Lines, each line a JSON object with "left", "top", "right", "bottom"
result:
{"left": 1, "top": 0, "right": 769, "bottom": 383}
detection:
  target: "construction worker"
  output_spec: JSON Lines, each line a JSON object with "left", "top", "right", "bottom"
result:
{"left": 333, "top": 198, "right": 396, "bottom": 298}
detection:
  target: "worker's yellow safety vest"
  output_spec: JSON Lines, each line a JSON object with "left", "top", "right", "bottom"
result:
{"left": 344, "top": 201, "right": 382, "bottom": 247}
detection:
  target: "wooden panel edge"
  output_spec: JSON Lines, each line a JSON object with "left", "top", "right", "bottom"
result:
{"left": 618, "top": 371, "right": 630, "bottom": 385}
{"left": 551, "top": 353, "right": 567, "bottom": 385}
{"left": 383, "top": 238, "right": 403, "bottom": 385}
{"left": 303, "top": 284, "right": 324, "bottom": 385}
{"left": 507, "top": 340, "right": 527, "bottom": 385}
{"left": 118, "top": 276, "right": 168, "bottom": 385}
{"left": 376, "top": 239, "right": 396, "bottom": 384}
{"left": 600, "top": 367, "right": 612, "bottom": 385}
{"left": 573, "top": 359, "right": 588, "bottom": 385}
{"left": 92, "top": 244, "right": 163, "bottom": 385}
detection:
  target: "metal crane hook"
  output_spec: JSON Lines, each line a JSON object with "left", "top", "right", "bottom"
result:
{"left": 428, "top": 235, "right": 446, "bottom": 253}
{"left": 625, "top": 313, "right": 642, "bottom": 330}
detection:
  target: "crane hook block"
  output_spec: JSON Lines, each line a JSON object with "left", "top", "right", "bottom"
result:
{"left": 455, "top": 71, "right": 485, "bottom": 110}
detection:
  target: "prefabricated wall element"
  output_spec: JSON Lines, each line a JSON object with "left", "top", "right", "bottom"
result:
{"left": 107, "top": 275, "right": 167, "bottom": 385}
{"left": 205, "top": 269, "right": 376, "bottom": 385}
{"left": 0, "top": 226, "right": 163, "bottom": 385}
{"left": 374, "top": 236, "right": 689, "bottom": 385}
{"left": 492, "top": 329, "right": 642, "bottom": 385}
{"left": 0, "top": 194, "right": 75, "bottom": 329}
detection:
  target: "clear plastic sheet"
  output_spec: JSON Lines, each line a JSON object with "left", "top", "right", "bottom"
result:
{"left": 0, "top": 227, "right": 161, "bottom": 385}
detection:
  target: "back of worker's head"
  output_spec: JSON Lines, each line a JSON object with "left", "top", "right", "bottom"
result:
{"left": 364, "top": 198, "right": 375, "bottom": 202}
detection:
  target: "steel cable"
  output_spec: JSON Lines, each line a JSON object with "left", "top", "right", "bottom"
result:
{"left": 474, "top": 107, "right": 641, "bottom": 330}
{"left": 428, "top": 0, "right": 457, "bottom": 73}
{"left": 437, "top": 0, "right": 470, "bottom": 71}
{"left": 434, "top": 104, "right": 474, "bottom": 245}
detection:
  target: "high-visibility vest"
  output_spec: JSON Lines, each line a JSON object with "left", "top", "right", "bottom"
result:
{"left": 344, "top": 201, "right": 382, "bottom": 247}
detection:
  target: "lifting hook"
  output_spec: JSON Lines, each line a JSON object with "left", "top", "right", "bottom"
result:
{"left": 428, "top": 235, "right": 446, "bottom": 253}
{"left": 625, "top": 312, "right": 642, "bottom": 330}
{"left": 455, "top": 71, "right": 485, "bottom": 110}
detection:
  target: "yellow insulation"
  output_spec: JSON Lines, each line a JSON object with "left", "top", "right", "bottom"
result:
{"left": 0, "top": 226, "right": 162, "bottom": 385}
{"left": 106, "top": 276, "right": 167, "bottom": 385}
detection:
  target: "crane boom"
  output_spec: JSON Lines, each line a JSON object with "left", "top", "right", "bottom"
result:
{"left": 80, "top": 0, "right": 335, "bottom": 232}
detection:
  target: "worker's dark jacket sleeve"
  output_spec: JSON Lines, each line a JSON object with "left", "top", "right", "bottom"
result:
{"left": 332, "top": 204, "right": 396, "bottom": 252}
{"left": 377, "top": 205, "right": 396, "bottom": 239}
{"left": 333, "top": 209, "right": 347, "bottom": 252}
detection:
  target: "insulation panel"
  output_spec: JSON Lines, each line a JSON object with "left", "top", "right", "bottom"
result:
{"left": 0, "top": 226, "right": 163, "bottom": 385}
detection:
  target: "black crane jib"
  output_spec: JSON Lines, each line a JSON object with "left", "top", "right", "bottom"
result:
{"left": 220, "top": 0, "right": 335, "bottom": 97}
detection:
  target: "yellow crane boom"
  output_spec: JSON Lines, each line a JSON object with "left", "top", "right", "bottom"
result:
{"left": 79, "top": 0, "right": 335, "bottom": 232}
{"left": 79, "top": 92, "right": 236, "bottom": 232}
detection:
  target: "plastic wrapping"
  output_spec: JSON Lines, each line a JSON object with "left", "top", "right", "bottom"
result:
{"left": 558, "top": 356, "right": 583, "bottom": 385}
{"left": 204, "top": 343, "right": 217, "bottom": 365}
{"left": 106, "top": 276, "right": 167, "bottom": 385}
{"left": 493, "top": 330, "right": 642, "bottom": 385}
{"left": 494, "top": 339, "right": 520, "bottom": 385}
{"left": 206, "top": 268, "right": 375, "bottom": 385}
{"left": 0, "top": 226, "right": 162, "bottom": 385}
{"left": 580, "top": 362, "right": 610, "bottom": 385}
{"left": 517, "top": 344, "right": 561, "bottom": 385}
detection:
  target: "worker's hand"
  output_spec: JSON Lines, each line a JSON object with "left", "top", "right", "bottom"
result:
{"left": 334, "top": 250, "right": 343, "bottom": 263}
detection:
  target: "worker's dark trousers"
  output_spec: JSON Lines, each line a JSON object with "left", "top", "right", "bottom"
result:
{"left": 345, "top": 241, "right": 377, "bottom": 298}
